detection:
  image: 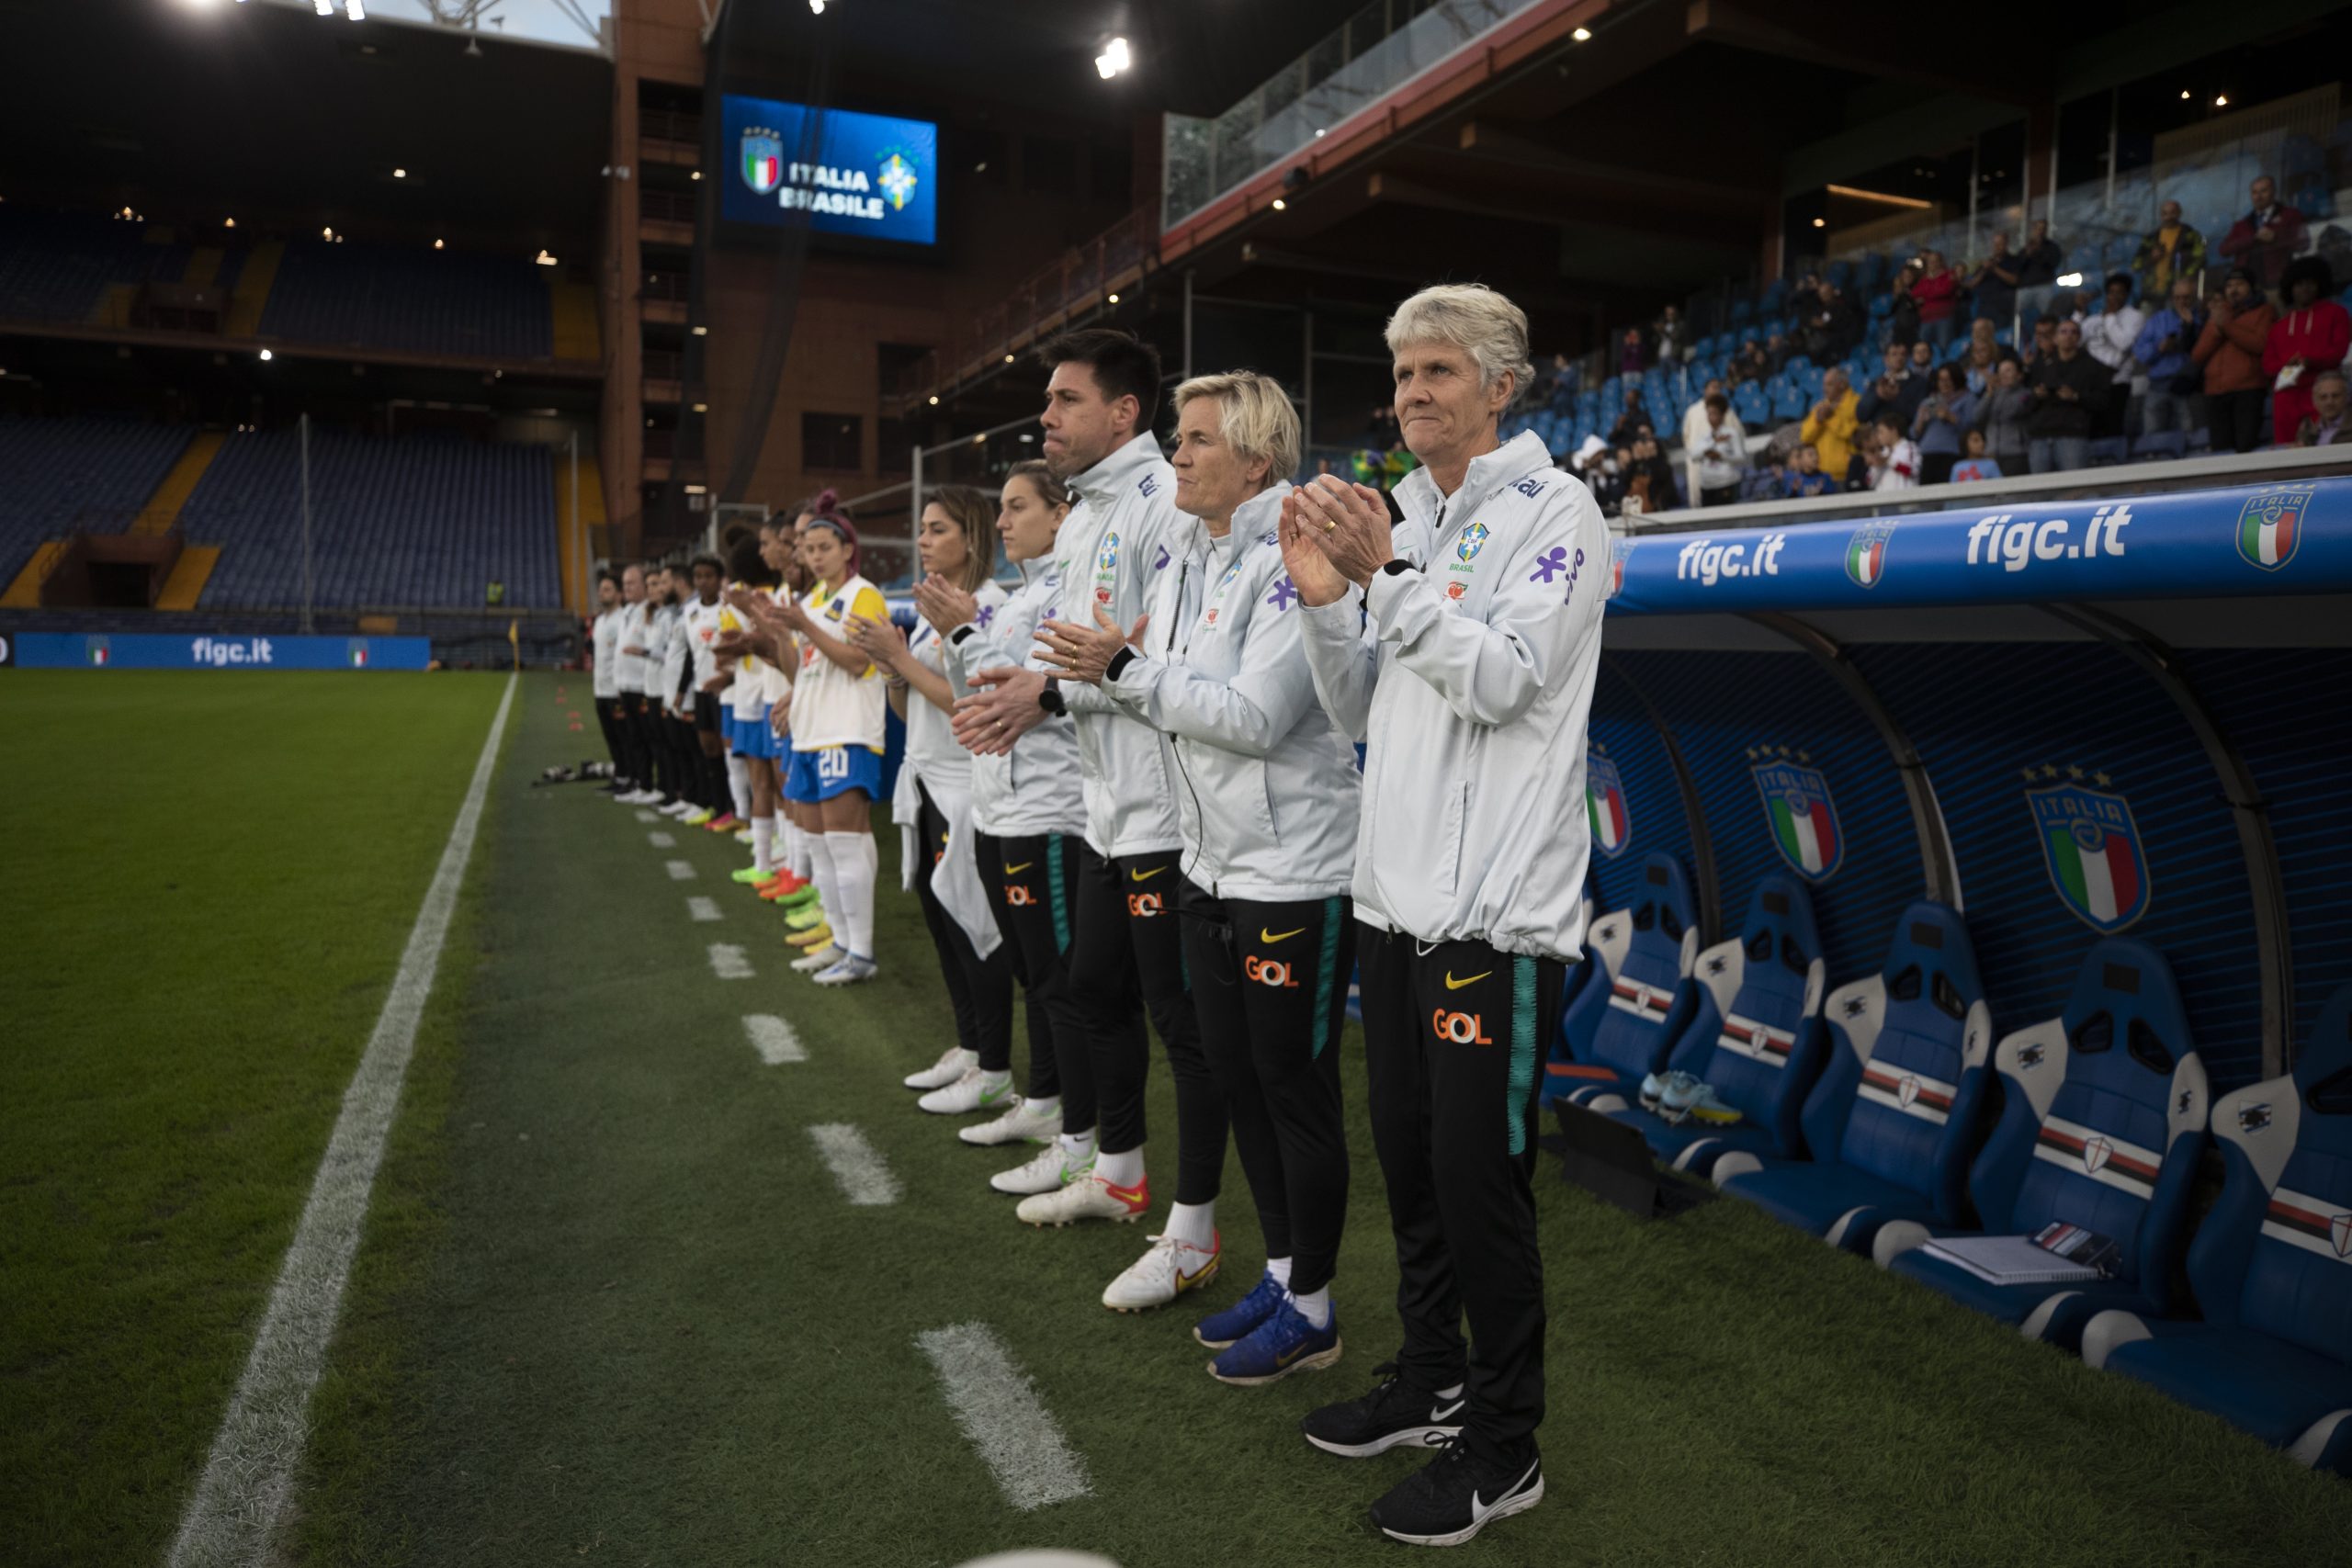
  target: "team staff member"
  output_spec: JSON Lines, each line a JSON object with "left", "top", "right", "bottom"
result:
{"left": 613, "top": 563, "right": 660, "bottom": 804}
{"left": 931, "top": 462, "right": 1102, "bottom": 1190}
{"left": 957, "top": 333, "right": 1227, "bottom": 1262}
{"left": 1285, "top": 283, "right": 1608, "bottom": 1548}
{"left": 1042, "top": 373, "right": 1362, "bottom": 1374}
{"left": 589, "top": 570, "right": 628, "bottom": 793}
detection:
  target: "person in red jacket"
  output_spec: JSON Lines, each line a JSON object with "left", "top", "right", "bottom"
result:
{"left": 2263, "top": 254, "right": 2349, "bottom": 446}
{"left": 1914, "top": 249, "right": 1961, "bottom": 355}
{"left": 2218, "top": 174, "right": 2309, "bottom": 296}
{"left": 2194, "top": 268, "right": 2276, "bottom": 454}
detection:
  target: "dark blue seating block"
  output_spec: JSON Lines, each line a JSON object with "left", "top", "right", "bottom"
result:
{"left": 1545, "top": 852, "right": 1697, "bottom": 1110}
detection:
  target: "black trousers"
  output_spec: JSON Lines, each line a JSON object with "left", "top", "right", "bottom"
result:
{"left": 1178, "top": 884, "right": 1354, "bottom": 1295}
{"left": 664, "top": 713, "right": 700, "bottom": 805}
{"left": 978, "top": 831, "right": 1091, "bottom": 1128}
{"left": 1067, "top": 843, "right": 1225, "bottom": 1203}
{"left": 594, "top": 695, "right": 627, "bottom": 773}
{"left": 1358, "top": 925, "right": 1566, "bottom": 1461}
{"left": 913, "top": 783, "right": 1013, "bottom": 1072}
{"left": 2208, "top": 387, "right": 2266, "bottom": 454}
{"left": 620, "top": 693, "right": 654, "bottom": 788}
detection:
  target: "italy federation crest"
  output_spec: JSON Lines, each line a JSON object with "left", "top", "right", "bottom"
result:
{"left": 1752, "top": 758, "right": 1843, "bottom": 882}
{"left": 1586, "top": 746, "right": 1631, "bottom": 860}
{"left": 2028, "top": 781, "right": 2151, "bottom": 932}
{"left": 2235, "top": 484, "right": 2311, "bottom": 571}
{"left": 1608, "top": 538, "right": 1634, "bottom": 599}
{"left": 1845, "top": 519, "right": 1896, "bottom": 588}
{"left": 741, "top": 128, "right": 784, "bottom": 195}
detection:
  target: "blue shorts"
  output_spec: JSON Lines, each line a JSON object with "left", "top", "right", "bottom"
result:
{"left": 786, "top": 744, "right": 882, "bottom": 803}
{"left": 729, "top": 706, "right": 782, "bottom": 760}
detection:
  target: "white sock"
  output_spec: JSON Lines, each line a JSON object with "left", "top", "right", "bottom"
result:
{"left": 978, "top": 1067, "right": 1012, "bottom": 1094}
{"left": 1292, "top": 1285, "right": 1332, "bottom": 1329}
{"left": 752, "top": 816, "right": 775, "bottom": 874}
{"left": 1266, "top": 1255, "right": 1294, "bottom": 1287}
{"left": 786, "top": 819, "right": 813, "bottom": 879}
{"left": 1095, "top": 1146, "right": 1144, "bottom": 1188}
{"left": 1060, "top": 1131, "right": 1096, "bottom": 1162}
{"left": 827, "top": 829, "right": 878, "bottom": 958}
{"left": 1163, "top": 1200, "right": 1216, "bottom": 1251}
{"left": 726, "top": 753, "right": 752, "bottom": 822}
{"left": 1024, "top": 1094, "right": 1061, "bottom": 1120}
{"left": 805, "top": 829, "right": 842, "bottom": 937}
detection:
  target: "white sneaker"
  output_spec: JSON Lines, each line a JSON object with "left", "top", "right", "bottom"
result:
{"left": 918, "top": 1067, "right": 1017, "bottom": 1115}
{"left": 960, "top": 1099, "right": 1062, "bottom": 1146}
{"left": 905, "top": 1045, "right": 979, "bottom": 1090}
{"left": 1015, "top": 1170, "right": 1148, "bottom": 1227}
{"left": 656, "top": 798, "right": 687, "bottom": 816}
{"left": 790, "top": 944, "right": 844, "bottom": 973}
{"left": 683, "top": 807, "right": 716, "bottom": 827}
{"left": 991, "top": 1144, "right": 1095, "bottom": 1196}
{"left": 732, "top": 829, "right": 755, "bottom": 845}
{"left": 1102, "top": 1232, "right": 1223, "bottom": 1313}
{"left": 620, "top": 788, "right": 659, "bottom": 804}
{"left": 813, "top": 953, "right": 878, "bottom": 987}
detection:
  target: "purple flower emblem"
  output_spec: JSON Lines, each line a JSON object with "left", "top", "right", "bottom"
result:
{"left": 1530, "top": 546, "right": 1569, "bottom": 583}
{"left": 977, "top": 604, "right": 996, "bottom": 628}
{"left": 1266, "top": 576, "right": 1299, "bottom": 611}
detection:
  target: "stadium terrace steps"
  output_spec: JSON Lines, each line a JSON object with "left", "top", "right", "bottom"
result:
{"left": 221, "top": 240, "right": 282, "bottom": 338}
{"left": 87, "top": 283, "right": 139, "bottom": 329}
{"left": 153, "top": 545, "right": 220, "bottom": 610}
{"left": 548, "top": 277, "right": 601, "bottom": 362}
{"left": 0, "top": 415, "right": 196, "bottom": 586}
{"left": 0, "top": 540, "right": 67, "bottom": 607}
{"left": 133, "top": 431, "right": 226, "bottom": 537}
{"left": 550, "top": 451, "right": 606, "bottom": 613}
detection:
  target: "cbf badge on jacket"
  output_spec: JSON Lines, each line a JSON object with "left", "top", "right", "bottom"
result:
{"left": 1095, "top": 531, "right": 1121, "bottom": 605}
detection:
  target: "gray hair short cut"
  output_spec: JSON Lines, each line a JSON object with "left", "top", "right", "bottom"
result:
{"left": 1384, "top": 283, "right": 1535, "bottom": 411}
{"left": 1172, "top": 370, "right": 1302, "bottom": 485}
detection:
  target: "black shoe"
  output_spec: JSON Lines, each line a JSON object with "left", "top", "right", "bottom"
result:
{"left": 1300, "top": 1361, "right": 1466, "bottom": 1458}
{"left": 1367, "top": 1435, "right": 1544, "bottom": 1548}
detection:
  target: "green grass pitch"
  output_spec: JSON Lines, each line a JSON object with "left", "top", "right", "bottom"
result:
{"left": 4, "top": 669, "right": 2348, "bottom": 1565}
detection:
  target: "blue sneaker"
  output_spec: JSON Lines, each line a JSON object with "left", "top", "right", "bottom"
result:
{"left": 1193, "top": 1269, "right": 1286, "bottom": 1349}
{"left": 1207, "top": 1297, "right": 1341, "bottom": 1386}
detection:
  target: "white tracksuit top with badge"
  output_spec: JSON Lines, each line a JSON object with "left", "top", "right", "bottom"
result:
{"left": 1053, "top": 432, "right": 1187, "bottom": 859}
{"left": 1298, "top": 429, "right": 1610, "bottom": 964}
{"left": 944, "top": 557, "right": 1088, "bottom": 840}
{"left": 655, "top": 603, "right": 691, "bottom": 708}
{"left": 591, "top": 607, "right": 620, "bottom": 699}
{"left": 904, "top": 577, "right": 1010, "bottom": 795}
{"left": 1104, "top": 482, "right": 1360, "bottom": 902}
{"left": 615, "top": 602, "right": 652, "bottom": 693}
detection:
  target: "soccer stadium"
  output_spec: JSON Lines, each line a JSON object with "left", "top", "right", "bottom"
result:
{"left": 8, "top": 0, "right": 2352, "bottom": 1562}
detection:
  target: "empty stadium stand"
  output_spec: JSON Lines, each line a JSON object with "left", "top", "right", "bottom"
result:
{"left": 0, "top": 415, "right": 193, "bottom": 595}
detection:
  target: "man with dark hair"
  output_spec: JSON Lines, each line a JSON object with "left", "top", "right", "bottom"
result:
{"left": 2027, "top": 318, "right": 2106, "bottom": 473}
{"left": 682, "top": 555, "right": 735, "bottom": 829}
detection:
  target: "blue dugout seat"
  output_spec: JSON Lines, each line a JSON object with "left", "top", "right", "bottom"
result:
{"left": 2086, "top": 984, "right": 2352, "bottom": 1473}
{"left": 1714, "top": 903, "right": 1994, "bottom": 1253}
{"left": 1876, "top": 939, "right": 2209, "bottom": 1348}
{"left": 1544, "top": 853, "right": 1698, "bottom": 1111}
{"left": 1598, "top": 875, "right": 1828, "bottom": 1177}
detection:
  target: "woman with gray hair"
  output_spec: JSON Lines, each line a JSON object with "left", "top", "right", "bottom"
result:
{"left": 1280, "top": 281, "right": 1610, "bottom": 1546}
{"left": 1037, "top": 371, "right": 1362, "bottom": 1383}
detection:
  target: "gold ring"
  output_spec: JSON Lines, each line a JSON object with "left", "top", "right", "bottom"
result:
{"left": 1324, "top": 520, "right": 1337, "bottom": 532}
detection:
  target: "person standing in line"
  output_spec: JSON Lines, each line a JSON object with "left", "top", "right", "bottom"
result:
{"left": 2193, "top": 268, "right": 2276, "bottom": 455}
{"left": 1039, "top": 372, "right": 1362, "bottom": 1377}
{"left": 613, "top": 562, "right": 659, "bottom": 805}
{"left": 2081, "top": 274, "right": 2147, "bottom": 442}
{"left": 589, "top": 570, "right": 628, "bottom": 794}
{"left": 1283, "top": 282, "right": 1610, "bottom": 1548}
{"left": 681, "top": 555, "right": 736, "bottom": 831}
{"left": 2262, "top": 255, "right": 2348, "bottom": 446}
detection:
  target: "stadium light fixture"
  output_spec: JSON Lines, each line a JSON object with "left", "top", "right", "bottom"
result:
{"left": 2214, "top": 95, "right": 2228, "bottom": 107}
{"left": 223, "top": 217, "right": 235, "bottom": 228}
{"left": 690, "top": 170, "right": 702, "bottom": 181}
{"left": 808, "top": 0, "right": 825, "bottom": 13}
{"left": 1812, "top": 217, "right": 1826, "bottom": 228}
{"left": 322, "top": 226, "right": 334, "bottom": 239}
{"left": 684, "top": 483, "right": 709, "bottom": 494}
{"left": 259, "top": 348, "right": 274, "bottom": 361}
{"left": 433, "top": 237, "right": 445, "bottom": 249}
{"left": 536, "top": 250, "right": 559, "bottom": 265}
{"left": 346, "top": 0, "right": 364, "bottom": 18}
{"left": 1271, "top": 198, "right": 1286, "bottom": 211}
{"left": 314, "top": 0, "right": 333, "bottom": 12}
{"left": 392, "top": 167, "right": 406, "bottom": 179}
{"left": 1095, "top": 37, "right": 1130, "bottom": 79}
{"left": 693, "top": 324, "right": 708, "bottom": 335}
{"left": 693, "top": 402, "right": 708, "bottom": 413}
{"left": 1107, "top": 292, "right": 1120, "bottom": 304}
{"left": 2180, "top": 89, "right": 2190, "bottom": 99}
{"left": 2057, "top": 271, "right": 2084, "bottom": 288}
{"left": 928, "top": 395, "right": 939, "bottom": 405}
{"left": 1004, "top": 354, "right": 1016, "bottom": 363}
{"left": 1572, "top": 26, "right": 1591, "bottom": 40}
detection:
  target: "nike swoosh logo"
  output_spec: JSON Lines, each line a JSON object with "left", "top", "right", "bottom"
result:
{"left": 1430, "top": 1399, "right": 1466, "bottom": 1421}
{"left": 1003, "top": 862, "right": 1035, "bottom": 874}
{"left": 1470, "top": 1461, "right": 1540, "bottom": 1522}
{"left": 1444, "top": 971, "right": 1492, "bottom": 991}
{"left": 1275, "top": 1340, "right": 1312, "bottom": 1367}
{"left": 1128, "top": 865, "right": 1169, "bottom": 882}
{"left": 1103, "top": 1179, "right": 1148, "bottom": 1207}
{"left": 1261, "top": 927, "right": 1306, "bottom": 944}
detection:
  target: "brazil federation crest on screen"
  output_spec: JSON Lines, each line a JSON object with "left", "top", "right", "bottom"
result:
{"left": 2029, "top": 781, "right": 2151, "bottom": 932}
{"left": 741, "top": 128, "right": 784, "bottom": 195}
{"left": 877, "top": 151, "right": 920, "bottom": 211}
{"left": 2235, "top": 484, "right": 2312, "bottom": 571}
{"left": 1753, "top": 759, "right": 1843, "bottom": 881}
{"left": 1586, "top": 746, "right": 1631, "bottom": 859}
{"left": 1845, "top": 519, "right": 1897, "bottom": 589}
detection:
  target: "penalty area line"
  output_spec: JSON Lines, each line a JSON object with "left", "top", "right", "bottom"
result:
{"left": 166, "top": 672, "right": 516, "bottom": 1568}
{"left": 915, "top": 1322, "right": 1092, "bottom": 1511}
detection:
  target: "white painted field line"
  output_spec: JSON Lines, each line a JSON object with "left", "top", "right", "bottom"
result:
{"left": 743, "top": 1013, "right": 807, "bottom": 1065}
{"left": 665, "top": 859, "right": 695, "bottom": 881}
{"left": 806, "top": 1122, "right": 900, "bottom": 1205}
{"left": 647, "top": 829, "right": 675, "bottom": 848}
{"left": 708, "top": 942, "right": 753, "bottom": 979}
{"left": 686, "top": 896, "right": 723, "bottom": 922}
{"left": 167, "top": 673, "right": 515, "bottom": 1568}
{"left": 915, "top": 1323, "right": 1092, "bottom": 1510}
{"left": 634, "top": 808, "right": 659, "bottom": 823}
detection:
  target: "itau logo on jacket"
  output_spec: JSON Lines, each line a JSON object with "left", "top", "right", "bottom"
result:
{"left": 2025, "top": 766, "right": 2150, "bottom": 932}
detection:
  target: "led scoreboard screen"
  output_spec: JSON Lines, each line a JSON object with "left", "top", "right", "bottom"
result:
{"left": 719, "top": 94, "right": 938, "bottom": 246}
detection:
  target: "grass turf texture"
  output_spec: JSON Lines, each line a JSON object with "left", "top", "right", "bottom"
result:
{"left": 0, "top": 670, "right": 511, "bottom": 1566}
{"left": 290, "top": 674, "right": 2352, "bottom": 1567}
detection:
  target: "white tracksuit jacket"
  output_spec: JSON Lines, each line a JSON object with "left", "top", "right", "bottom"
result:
{"left": 944, "top": 557, "right": 1089, "bottom": 841}
{"left": 1053, "top": 432, "right": 1187, "bottom": 859}
{"left": 591, "top": 608, "right": 620, "bottom": 699}
{"left": 1103, "top": 483, "right": 1360, "bottom": 902}
{"left": 654, "top": 602, "right": 690, "bottom": 711}
{"left": 615, "top": 602, "right": 651, "bottom": 694}
{"left": 1298, "top": 429, "right": 1610, "bottom": 964}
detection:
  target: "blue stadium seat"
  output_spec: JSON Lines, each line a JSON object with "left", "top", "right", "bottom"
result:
{"left": 1771, "top": 384, "right": 1811, "bottom": 421}
{"left": 1714, "top": 903, "right": 1993, "bottom": 1254}
{"left": 1876, "top": 940, "right": 2209, "bottom": 1348}
{"left": 1598, "top": 876, "right": 1829, "bottom": 1177}
{"left": 1544, "top": 853, "right": 1699, "bottom": 1111}
{"left": 2132, "top": 430, "right": 2188, "bottom": 462}
{"left": 2085, "top": 983, "right": 2352, "bottom": 1474}
{"left": 2089, "top": 436, "right": 2130, "bottom": 466}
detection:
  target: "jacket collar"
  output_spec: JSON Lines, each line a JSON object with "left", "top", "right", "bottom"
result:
{"left": 1070, "top": 431, "right": 1165, "bottom": 511}
{"left": 1395, "top": 429, "right": 1554, "bottom": 524}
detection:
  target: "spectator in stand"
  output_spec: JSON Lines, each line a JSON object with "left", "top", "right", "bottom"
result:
{"left": 1761, "top": 332, "right": 1791, "bottom": 375}
{"left": 1680, "top": 377, "right": 1728, "bottom": 447}
{"left": 1973, "top": 355, "right": 2034, "bottom": 470}
{"left": 1686, "top": 391, "right": 1748, "bottom": 507}
{"left": 1866, "top": 414, "right": 1921, "bottom": 491}
{"left": 1856, "top": 342, "right": 1924, "bottom": 425}
{"left": 2027, "top": 317, "right": 2107, "bottom": 472}
{"left": 1728, "top": 339, "right": 1763, "bottom": 385}
{"left": 1544, "top": 352, "right": 1577, "bottom": 412}
{"left": 1618, "top": 326, "right": 1646, "bottom": 375}
{"left": 1800, "top": 366, "right": 1860, "bottom": 482}
{"left": 2016, "top": 216, "right": 2064, "bottom": 321}
{"left": 1623, "top": 431, "right": 1680, "bottom": 514}
{"left": 2133, "top": 278, "right": 2206, "bottom": 437}
{"left": 1589, "top": 446, "right": 1631, "bottom": 515}
{"left": 1914, "top": 249, "right": 1962, "bottom": 353}
{"left": 1910, "top": 364, "right": 1976, "bottom": 485}
{"left": 2133, "top": 199, "right": 2207, "bottom": 299}
{"left": 2295, "top": 369, "right": 2349, "bottom": 446}
{"left": 1886, "top": 263, "right": 1921, "bottom": 348}
{"left": 1949, "top": 426, "right": 2004, "bottom": 482}
{"left": 1967, "top": 231, "right": 2019, "bottom": 325}
{"left": 2018, "top": 314, "right": 2059, "bottom": 371}
{"left": 1961, "top": 319, "right": 2018, "bottom": 393}
{"left": 2219, "top": 175, "right": 2310, "bottom": 298}
{"left": 1569, "top": 433, "right": 1609, "bottom": 489}
{"left": 2263, "top": 254, "right": 2349, "bottom": 446}
{"left": 1607, "top": 388, "right": 1649, "bottom": 447}
{"left": 1781, "top": 442, "right": 1837, "bottom": 498}
{"left": 1803, "top": 280, "right": 1861, "bottom": 363}
{"left": 2193, "top": 267, "right": 2276, "bottom": 454}
{"left": 1654, "top": 303, "right": 1689, "bottom": 364}
{"left": 2081, "top": 273, "right": 2146, "bottom": 441}
{"left": 1908, "top": 339, "right": 1936, "bottom": 378}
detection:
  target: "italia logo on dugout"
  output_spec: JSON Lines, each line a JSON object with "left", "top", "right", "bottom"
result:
{"left": 2235, "top": 483, "right": 2312, "bottom": 571}
{"left": 2027, "top": 773, "right": 2151, "bottom": 932}
{"left": 1585, "top": 741, "right": 1631, "bottom": 860}
{"left": 1750, "top": 749, "right": 1842, "bottom": 882}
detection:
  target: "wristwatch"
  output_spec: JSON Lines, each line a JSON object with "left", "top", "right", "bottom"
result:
{"left": 1037, "top": 680, "right": 1068, "bottom": 716}
{"left": 1379, "top": 558, "right": 1414, "bottom": 578}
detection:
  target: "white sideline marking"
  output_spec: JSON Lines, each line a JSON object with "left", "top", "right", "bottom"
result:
{"left": 708, "top": 942, "right": 753, "bottom": 979}
{"left": 743, "top": 1014, "right": 807, "bottom": 1065}
{"left": 665, "top": 859, "right": 695, "bottom": 881}
{"left": 647, "top": 829, "right": 675, "bottom": 848}
{"left": 634, "top": 809, "right": 659, "bottom": 823}
{"left": 914, "top": 1322, "right": 1092, "bottom": 1510}
{"left": 807, "top": 1122, "right": 900, "bottom": 1205}
{"left": 167, "top": 673, "right": 515, "bottom": 1568}
{"left": 686, "top": 896, "right": 722, "bottom": 923}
